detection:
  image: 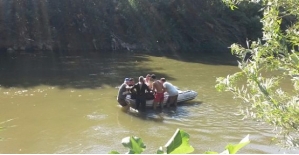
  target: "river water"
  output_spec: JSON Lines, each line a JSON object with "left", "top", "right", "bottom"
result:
{"left": 0, "top": 52, "right": 298, "bottom": 154}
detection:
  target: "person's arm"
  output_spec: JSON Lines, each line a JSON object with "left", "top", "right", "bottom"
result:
{"left": 152, "top": 82, "right": 156, "bottom": 92}
{"left": 130, "top": 85, "right": 136, "bottom": 93}
{"left": 121, "top": 85, "right": 129, "bottom": 95}
{"left": 162, "top": 83, "right": 167, "bottom": 93}
{"left": 145, "top": 84, "right": 151, "bottom": 92}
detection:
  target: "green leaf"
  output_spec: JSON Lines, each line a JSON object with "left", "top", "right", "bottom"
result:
{"left": 290, "top": 53, "right": 299, "bottom": 65}
{"left": 165, "top": 129, "right": 194, "bottom": 154}
{"left": 157, "top": 146, "right": 164, "bottom": 154}
{"left": 225, "top": 135, "right": 250, "bottom": 154}
{"left": 220, "top": 149, "right": 229, "bottom": 154}
{"left": 230, "top": 5, "right": 238, "bottom": 10}
{"left": 204, "top": 151, "right": 219, "bottom": 154}
{"left": 121, "top": 136, "right": 146, "bottom": 154}
{"left": 108, "top": 150, "right": 120, "bottom": 154}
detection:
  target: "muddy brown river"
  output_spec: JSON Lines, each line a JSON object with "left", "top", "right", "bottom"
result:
{"left": 0, "top": 52, "right": 298, "bottom": 153}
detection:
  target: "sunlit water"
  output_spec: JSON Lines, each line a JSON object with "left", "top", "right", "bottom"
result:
{"left": 0, "top": 52, "right": 298, "bottom": 154}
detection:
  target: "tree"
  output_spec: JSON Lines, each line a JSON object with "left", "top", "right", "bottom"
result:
{"left": 1, "top": 0, "right": 258, "bottom": 53}
{"left": 216, "top": 0, "right": 299, "bottom": 148}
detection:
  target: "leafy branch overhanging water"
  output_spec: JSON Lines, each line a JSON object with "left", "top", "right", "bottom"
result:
{"left": 216, "top": 0, "right": 299, "bottom": 148}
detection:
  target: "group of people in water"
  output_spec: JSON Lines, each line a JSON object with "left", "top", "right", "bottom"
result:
{"left": 117, "top": 74, "right": 179, "bottom": 112}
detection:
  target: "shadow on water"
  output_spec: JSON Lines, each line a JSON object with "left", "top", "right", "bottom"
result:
{"left": 0, "top": 52, "right": 175, "bottom": 88}
{"left": 118, "top": 106, "right": 165, "bottom": 123}
{"left": 178, "top": 100, "right": 203, "bottom": 106}
{"left": 120, "top": 100, "right": 203, "bottom": 123}
{"left": 147, "top": 51, "right": 238, "bottom": 66}
{"left": 0, "top": 51, "right": 237, "bottom": 89}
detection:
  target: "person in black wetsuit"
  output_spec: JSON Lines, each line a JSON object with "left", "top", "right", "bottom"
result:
{"left": 130, "top": 76, "right": 151, "bottom": 112}
{"left": 127, "top": 78, "right": 137, "bottom": 99}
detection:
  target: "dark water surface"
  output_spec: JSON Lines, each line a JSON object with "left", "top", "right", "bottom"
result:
{"left": 0, "top": 52, "right": 298, "bottom": 154}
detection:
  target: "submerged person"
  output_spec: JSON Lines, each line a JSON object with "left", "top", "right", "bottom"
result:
{"left": 117, "top": 78, "right": 131, "bottom": 110}
{"left": 130, "top": 76, "right": 151, "bottom": 112}
{"left": 160, "top": 78, "right": 178, "bottom": 108}
{"left": 151, "top": 74, "right": 165, "bottom": 110}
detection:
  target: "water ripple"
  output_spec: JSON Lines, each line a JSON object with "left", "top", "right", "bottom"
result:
{"left": 86, "top": 114, "right": 107, "bottom": 121}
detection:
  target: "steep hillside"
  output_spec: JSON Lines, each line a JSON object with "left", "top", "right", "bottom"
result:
{"left": 0, "top": 0, "right": 263, "bottom": 54}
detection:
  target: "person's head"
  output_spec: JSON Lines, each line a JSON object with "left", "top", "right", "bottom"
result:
{"left": 145, "top": 74, "right": 151, "bottom": 81}
{"left": 150, "top": 74, "right": 156, "bottom": 80}
{"left": 139, "top": 76, "right": 145, "bottom": 83}
{"left": 160, "top": 78, "right": 166, "bottom": 83}
{"left": 129, "top": 78, "right": 134, "bottom": 86}
{"left": 124, "top": 78, "right": 130, "bottom": 85}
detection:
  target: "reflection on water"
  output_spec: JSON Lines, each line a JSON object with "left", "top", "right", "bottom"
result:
{"left": 0, "top": 52, "right": 298, "bottom": 154}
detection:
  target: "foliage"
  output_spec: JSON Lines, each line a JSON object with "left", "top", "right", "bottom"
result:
{"left": 0, "top": 0, "right": 262, "bottom": 53}
{"left": 109, "top": 128, "right": 250, "bottom": 154}
{"left": 162, "top": 129, "right": 194, "bottom": 154}
{"left": 122, "top": 136, "right": 146, "bottom": 154}
{"left": 216, "top": 0, "right": 299, "bottom": 148}
{"left": 109, "top": 128, "right": 193, "bottom": 154}
{"left": 224, "top": 134, "right": 250, "bottom": 154}
{"left": 204, "top": 134, "right": 250, "bottom": 154}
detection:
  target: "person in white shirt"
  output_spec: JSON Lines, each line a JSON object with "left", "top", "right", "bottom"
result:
{"left": 160, "top": 78, "right": 178, "bottom": 108}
